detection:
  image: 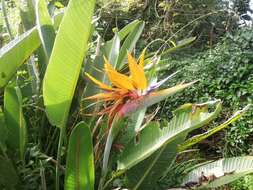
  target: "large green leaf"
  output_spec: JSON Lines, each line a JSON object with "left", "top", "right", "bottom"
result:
{"left": 53, "top": 11, "right": 64, "bottom": 30}
{"left": 4, "top": 85, "right": 27, "bottom": 159}
{"left": 105, "top": 32, "right": 120, "bottom": 67}
{"left": 125, "top": 105, "right": 250, "bottom": 189}
{"left": 126, "top": 134, "right": 185, "bottom": 190}
{"left": 104, "top": 20, "right": 140, "bottom": 53}
{"left": 146, "top": 37, "right": 197, "bottom": 58}
{"left": 19, "top": 0, "right": 36, "bottom": 30}
{"left": 65, "top": 122, "right": 94, "bottom": 190}
{"left": 0, "top": 27, "right": 40, "bottom": 87}
{"left": 117, "top": 20, "right": 140, "bottom": 40}
{"left": 43, "top": 0, "right": 96, "bottom": 126}
{"left": 36, "top": 0, "right": 55, "bottom": 59}
{"left": 179, "top": 105, "right": 251, "bottom": 151}
{"left": 117, "top": 101, "right": 222, "bottom": 171}
{"left": 182, "top": 156, "right": 253, "bottom": 189}
{"left": 0, "top": 156, "right": 19, "bottom": 189}
{"left": 116, "top": 21, "right": 145, "bottom": 69}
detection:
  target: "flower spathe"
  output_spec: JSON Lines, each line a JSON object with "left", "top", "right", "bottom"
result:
{"left": 85, "top": 50, "right": 194, "bottom": 125}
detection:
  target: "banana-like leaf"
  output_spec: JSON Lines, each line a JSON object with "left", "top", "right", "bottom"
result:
{"left": 20, "top": 0, "right": 45, "bottom": 92}
{"left": 101, "top": 82, "right": 195, "bottom": 177}
{"left": 19, "top": 0, "right": 36, "bottom": 30}
{"left": 182, "top": 156, "right": 253, "bottom": 189}
{"left": 102, "top": 117, "right": 126, "bottom": 174}
{"left": 53, "top": 11, "right": 64, "bottom": 30}
{"left": 0, "top": 156, "right": 19, "bottom": 189}
{"left": 65, "top": 122, "right": 94, "bottom": 190}
{"left": 126, "top": 134, "right": 185, "bottom": 190}
{"left": 179, "top": 105, "right": 251, "bottom": 151}
{"left": 0, "top": 27, "right": 40, "bottom": 87}
{"left": 117, "top": 20, "right": 140, "bottom": 40}
{"left": 105, "top": 32, "right": 120, "bottom": 67}
{"left": 104, "top": 20, "right": 140, "bottom": 58}
{"left": 116, "top": 21, "right": 145, "bottom": 69}
{"left": 126, "top": 105, "right": 249, "bottom": 189}
{"left": 4, "top": 85, "right": 27, "bottom": 159}
{"left": 36, "top": 0, "right": 55, "bottom": 59}
{"left": 43, "top": 0, "right": 96, "bottom": 126}
{"left": 146, "top": 37, "right": 197, "bottom": 58}
{"left": 117, "top": 101, "right": 222, "bottom": 171}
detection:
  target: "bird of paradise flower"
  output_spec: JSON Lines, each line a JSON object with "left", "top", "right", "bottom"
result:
{"left": 85, "top": 50, "right": 195, "bottom": 125}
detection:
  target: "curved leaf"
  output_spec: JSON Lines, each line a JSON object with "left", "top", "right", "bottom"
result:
{"left": 117, "top": 20, "right": 140, "bottom": 40}
{"left": 65, "top": 122, "right": 94, "bottom": 190}
{"left": 126, "top": 134, "right": 186, "bottom": 190}
{"left": 4, "top": 85, "right": 27, "bottom": 159}
{"left": 43, "top": 0, "right": 96, "bottom": 126}
{"left": 53, "top": 11, "right": 64, "bottom": 30}
{"left": 146, "top": 36, "right": 197, "bottom": 58}
{"left": 0, "top": 27, "right": 40, "bottom": 87}
{"left": 179, "top": 105, "right": 251, "bottom": 151}
{"left": 36, "top": 0, "right": 56, "bottom": 59}
{"left": 117, "top": 101, "right": 222, "bottom": 171}
{"left": 117, "top": 21, "right": 144, "bottom": 69}
{"left": 182, "top": 156, "right": 253, "bottom": 189}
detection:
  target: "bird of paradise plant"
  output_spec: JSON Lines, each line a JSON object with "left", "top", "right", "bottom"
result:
{"left": 85, "top": 50, "right": 195, "bottom": 126}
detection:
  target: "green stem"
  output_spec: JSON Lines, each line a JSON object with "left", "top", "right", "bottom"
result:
{"left": 56, "top": 127, "right": 65, "bottom": 190}
{"left": 1, "top": 0, "right": 14, "bottom": 39}
{"left": 102, "top": 170, "right": 125, "bottom": 190}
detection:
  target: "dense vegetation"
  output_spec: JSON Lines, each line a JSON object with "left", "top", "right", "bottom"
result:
{"left": 0, "top": 0, "right": 253, "bottom": 190}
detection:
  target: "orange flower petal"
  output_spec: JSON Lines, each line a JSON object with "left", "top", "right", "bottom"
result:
{"left": 128, "top": 53, "right": 147, "bottom": 90}
{"left": 104, "top": 58, "right": 135, "bottom": 90}
{"left": 84, "top": 93, "right": 119, "bottom": 101}
{"left": 85, "top": 72, "right": 114, "bottom": 91}
{"left": 138, "top": 49, "right": 146, "bottom": 68}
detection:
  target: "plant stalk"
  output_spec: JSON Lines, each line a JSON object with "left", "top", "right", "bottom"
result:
{"left": 1, "top": 0, "right": 14, "bottom": 39}
{"left": 56, "top": 127, "right": 65, "bottom": 190}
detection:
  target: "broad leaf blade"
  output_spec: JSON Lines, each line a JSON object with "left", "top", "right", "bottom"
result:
{"left": 105, "top": 32, "right": 120, "bottom": 67}
{"left": 117, "top": 20, "right": 140, "bottom": 40}
{"left": 65, "top": 122, "right": 94, "bottom": 190}
{"left": 0, "top": 27, "right": 40, "bottom": 87}
{"left": 117, "top": 21, "right": 144, "bottom": 69}
{"left": 117, "top": 101, "right": 222, "bottom": 171}
{"left": 53, "top": 11, "right": 64, "bottom": 30}
{"left": 0, "top": 156, "right": 19, "bottom": 189}
{"left": 147, "top": 36, "right": 197, "bottom": 58}
{"left": 179, "top": 105, "right": 251, "bottom": 151}
{"left": 36, "top": 0, "right": 56, "bottom": 59}
{"left": 43, "top": 0, "right": 96, "bottom": 126}
{"left": 127, "top": 134, "right": 186, "bottom": 190}
{"left": 182, "top": 156, "right": 253, "bottom": 188}
{"left": 4, "top": 85, "right": 27, "bottom": 159}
